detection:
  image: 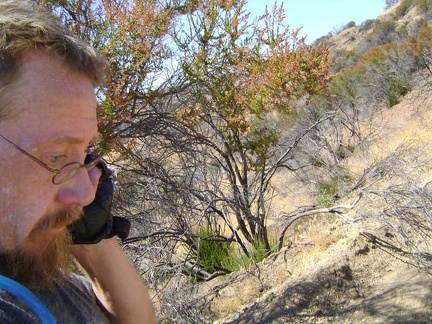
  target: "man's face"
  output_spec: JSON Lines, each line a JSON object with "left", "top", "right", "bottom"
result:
{"left": 0, "top": 52, "right": 100, "bottom": 286}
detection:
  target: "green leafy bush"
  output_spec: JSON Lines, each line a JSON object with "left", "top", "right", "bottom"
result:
{"left": 394, "top": 0, "right": 413, "bottom": 18}
{"left": 407, "top": 21, "right": 432, "bottom": 69}
{"left": 357, "top": 44, "right": 413, "bottom": 107}
{"left": 194, "top": 228, "right": 233, "bottom": 273}
{"left": 360, "top": 19, "right": 377, "bottom": 32}
{"left": 366, "top": 20, "right": 398, "bottom": 45}
{"left": 330, "top": 66, "right": 366, "bottom": 101}
{"left": 318, "top": 177, "right": 339, "bottom": 207}
{"left": 336, "top": 143, "right": 355, "bottom": 160}
{"left": 345, "top": 21, "right": 356, "bottom": 29}
{"left": 251, "top": 236, "right": 277, "bottom": 263}
{"left": 317, "top": 169, "right": 351, "bottom": 208}
{"left": 386, "top": 78, "right": 412, "bottom": 107}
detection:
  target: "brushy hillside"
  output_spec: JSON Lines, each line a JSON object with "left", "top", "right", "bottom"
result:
{"left": 154, "top": 1, "right": 432, "bottom": 322}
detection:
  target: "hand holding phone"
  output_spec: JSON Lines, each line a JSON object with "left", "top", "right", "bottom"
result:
{"left": 69, "top": 156, "right": 130, "bottom": 244}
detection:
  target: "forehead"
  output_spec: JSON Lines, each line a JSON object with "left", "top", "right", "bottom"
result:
{"left": 2, "top": 52, "right": 98, "bottom": 142}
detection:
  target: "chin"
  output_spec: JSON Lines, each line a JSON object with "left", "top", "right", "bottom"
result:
{"left": 0, "top": 225, "right": 76, "bottom": 289}
{"left": 0, "top": 208, "right": 82, "bottom": 288}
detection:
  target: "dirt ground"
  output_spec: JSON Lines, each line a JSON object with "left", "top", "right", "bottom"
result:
{"left": 200, "top": 219, "right": 432, "bottom": 324}
{"left": 181, "top": 6, "right": 432, "bottom": 322}
{"left": 195, "top": 81, "right": 432, "bottom": 324}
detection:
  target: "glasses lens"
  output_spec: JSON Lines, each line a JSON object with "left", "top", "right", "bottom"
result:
{"left": 53, "top": 162, "right": 81, "bottom": 184}
{"left": 85, "top": 156, "right": 102, "bottom": 170}
{"left": 52, "top": 155, "right": 102, "bottom": 184}
{"left": 52, "top": 156, "right": 103, "bottom": 185}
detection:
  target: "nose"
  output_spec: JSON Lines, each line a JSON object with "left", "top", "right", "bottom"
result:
{"left": 56, "top": 166, "right": 100, "bottom": 207}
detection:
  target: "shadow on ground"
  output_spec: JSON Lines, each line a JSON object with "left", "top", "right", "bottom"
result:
{"left": 221, "top": 265, "right": 432, "bottom": 324}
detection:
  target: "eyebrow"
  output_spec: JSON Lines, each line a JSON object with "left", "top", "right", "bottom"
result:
{"left": 47, "top": 135, "right": 101, "bottom": 146}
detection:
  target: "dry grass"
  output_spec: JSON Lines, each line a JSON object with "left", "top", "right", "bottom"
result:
{"left": 197, "top": 59, "right": 432, "bottom": 324}
{"left": 156, "top": 3, "right": 432, "bottom": 322}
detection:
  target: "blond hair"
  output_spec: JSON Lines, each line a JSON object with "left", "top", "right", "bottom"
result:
{"left": 0, "top": 0, "right": 108, "bottom": 87}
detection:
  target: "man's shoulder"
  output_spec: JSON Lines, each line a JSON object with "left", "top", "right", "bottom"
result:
{"left": 0, "top": 289, "right": 39, "bottom": 323}
{"left": 38, "top": 273, "right": 110, "bottom": 323}
{"left": 0, "top": 274, "right": 109, "bottom": 323}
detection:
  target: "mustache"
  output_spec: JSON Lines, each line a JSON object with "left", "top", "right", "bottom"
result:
{"left": 29, "top": 207, "right": 83, "bottom": 239}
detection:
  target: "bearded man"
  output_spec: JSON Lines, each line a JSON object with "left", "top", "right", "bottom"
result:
{"left": 0, "top": 1, "right": 156, "bottom": 323}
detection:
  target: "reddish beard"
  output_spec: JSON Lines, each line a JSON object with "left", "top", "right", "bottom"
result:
{"left": 0, "top": 207, "right": 83, "bottom": 289}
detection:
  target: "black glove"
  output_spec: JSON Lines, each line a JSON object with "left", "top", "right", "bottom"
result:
{"left": 69, "top": 155, "right": 131, "bottom": 244}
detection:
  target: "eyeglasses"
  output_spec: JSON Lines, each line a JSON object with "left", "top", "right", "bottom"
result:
{"left": 0, "top": 133, "right": 102, "bottom": 185}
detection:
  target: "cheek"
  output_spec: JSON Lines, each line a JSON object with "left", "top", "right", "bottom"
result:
{"left": 0, "top": 172, "right": 57, "bottom": 250}
{"left": 0, "top": 150, "right": 58, "bottom": 249}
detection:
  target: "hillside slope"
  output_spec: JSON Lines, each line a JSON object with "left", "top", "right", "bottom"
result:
{"left": 200, "top": 69, "right": 432, "bottom": 324}
{"left": 209, "top": 222, "right": 431, "bottom": 323}
{"left": 190, "top": 2, "right": 432, "bottom": 323}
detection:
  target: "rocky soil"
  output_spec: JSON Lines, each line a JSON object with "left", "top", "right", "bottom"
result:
{"left": 194, "top": 59, "right": 432, "bottom": 324}
{"left": 202, "top": 220, "right": 431, "bottom": 323}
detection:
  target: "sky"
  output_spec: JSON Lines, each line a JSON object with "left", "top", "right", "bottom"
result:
{"left": 245, "top": 0, "right": 386, "bottom": 43}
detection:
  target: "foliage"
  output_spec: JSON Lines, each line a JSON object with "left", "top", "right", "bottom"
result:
{"left": 407, "top": 21, "right": 432, "bottom": 70}
{"left": 366, "top": 20, "right": 399, "bottom": 46}
{"left": 251, "top": 234, "right": 278, "bottom": 263}
{"left": 345, "top": 21, "right": 356, "bottom": 29}
{"left": 317, "top": 168, "right": 351, "bottom": 208}
{"left": 394, "top": 0, "right": 432, "bottom": 16}
{"left": 193, "top": 228, "right": 234, "bottom": 274}
{"left": 36, "top": 0, "right": 174, "bottom": 145}
{"left": 386, "top": 0, "right": 401, "bottom": 10}
{"left": 393, "top": 0, "right": 413, "bottom": 17}
{"left": 32, "top": 0, "right": 432, "bottom": 318}
{"left": 330, "top": 66, "right": 366, "bottom": 100}
{"left": 35, "top": 0, "right": 332, "bottom": 281}
{"left": 162, "top": 0, "right": 332, "bottom": 260}
{"left": 318, "top": 186, "right": 336, "bottom": 208}
{"left": 360, "top": 19, "right": 377, "bottom": 32}
{"left": 335, "top": 43, "right": 413, "bottom": 109}
{"left": 385, "top": 77, "right": 412, "bottom": 107}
